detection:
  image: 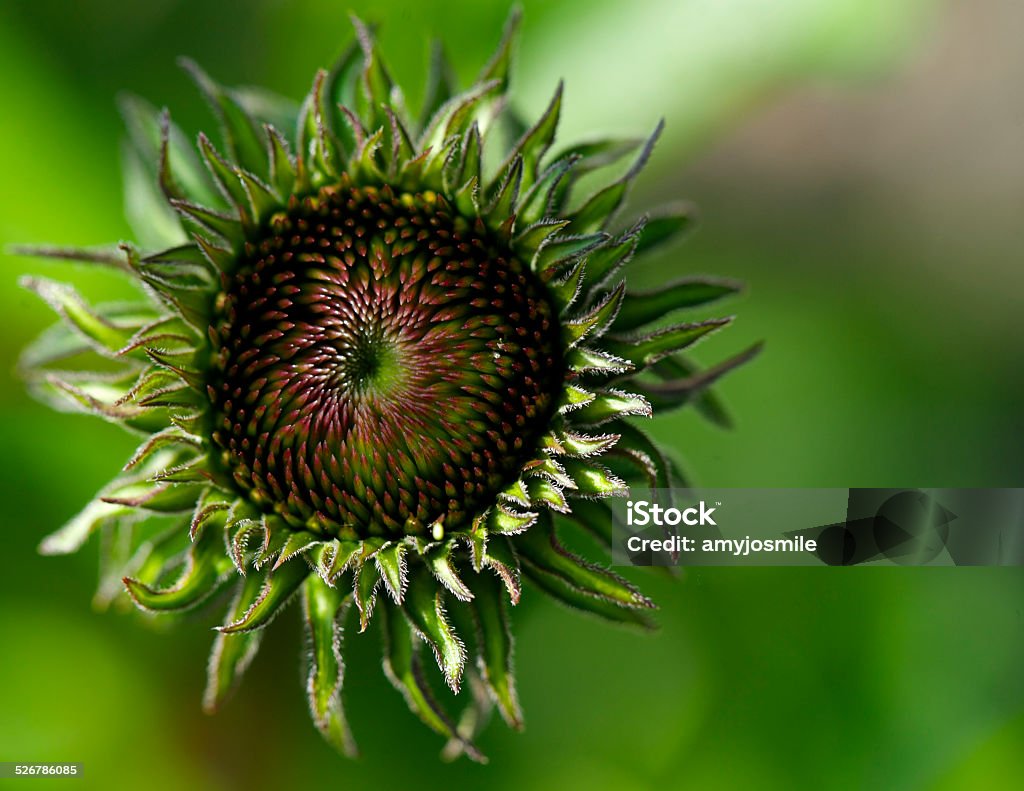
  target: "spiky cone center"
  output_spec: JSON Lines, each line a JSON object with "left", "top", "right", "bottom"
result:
{"left": 207, "top": 182, "right": 563, "bottom": 538}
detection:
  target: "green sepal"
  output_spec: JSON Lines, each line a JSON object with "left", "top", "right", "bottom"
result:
{"left": 19, "top": 316, "right": 104, "bottom": 368}
{"left": 121, "top": 368, "right": 182, "bottom": 407}
{"left": 353, "top": 557, "right": 381, "bottom": 632}
{"left": 168, "top": 411, "right": 209, "bottom": 442}
{"left": 521, "top": 559, "right": 655, "bottom": 629}
{"left": 303, "top": 575, "right": 357, "bottom": 757}
{"left": 481, "top": 535, "right": 522, "bottom": 605}
{"left": 138, "top": 263, "right": 216, "bottom": 329}
{"left": 498, "top": 478, "right": 531, "bottom": 509}
{"left": 604, "top": 317, "right": 732, "bottom": 367}
{"left": 560, "top": 457, "right": 627, "bottom": 498}
{"left": 197, "top": 132, "right": 251, "bottom": 221}
{"left": 516, "top": 519, "right": 655, "bottom": 612}
{"left": 337, "top": 105, "right": 367, "bottom": 163}
{"left": 141, "top": 243, "right": 217, "bottom": 279}
{"left": 486, "top": 504, "right": 537, "bottom": 535}
{"left": 273, "top": 530, "right": 323, "bottom": 571}
{"left": 453, "top": 123, "right": 482, "bottom": 193}
{"left": 236, "top": 168, "right": 282, "bottom": 224}
{"left": 38, "top": 445, "right": 186, "bottom": 557}
{"left": 493, "top": 81, "right": 561, "bottom": 196}
{"left": 565, "top": 346, "right": 633, "bottom": 376}
{"left": 120, "top": 124, "right": 195, "bottom": 247}
{"left": 470, "top": 571, "right": 523, "bottom": 729}
{"left": 125, "top": 427, "right": 202, "bottom": 473}
{"left": 546, "top": 257, "right": 587, "bottom": 312}
{"left": 525, "top": 478, "right": 568, "bottom": 513}
{"left": 89, "top": 520, "right": 150, "bottom": 609}
{"left": 572, "top": 389, "right": 652, "bottom": 425}
{"left": 218, "top": 556, "right": 310, "bottom": 633}
{"left": 351, "top": 15, "right": 395, "bottom": 134}
{"left": 322, "top": 37, "right": 364, "bottom": 152}
{"left": 38, "top": 497, "right": 135, "bottom": 556}
{"left": 579, "top": 223, "right": 642, "bottom": 295}
{"left": 253, "top": 518, "right": 290, "bottom": 568}
{"left": 440, "top": 672, "right": 493, "bottom": 763}
{"left": 566, "top": 181, "right": 627, "bottom": 236}
{"left": 475, "top": 6, "right": 521, "bottom": 105}
{"left": 298, "top": 70, "right": 343, "bottom": 186}
{"left": 353, "top": 127, "right": 386, "bottom": 184}
{"left": 11, "top": 243, "right": 133, "bottom": 271}
{"left": 380, "top": 602, "right": 484, "bottom": 762}
{"left": 101, "top": 481, "right": 204, "bottom": 513}
{"left": 180, "top": 58, "right": 268, "bottom": 180}
{"left": 31, "top": 373, "right": 166, "bottom": 434}
{"left": 557, "top": 384, "right": 595, "bottom": 414}
{"left": 513, "top": 219, "right": 570, "bottom": 260}
{"left": 133, "top": 388, "right": 200, "bottom": 417}
{"left": 417, "top": 134, "right": 459, "bottom": 193}
{"left": 117, "top": 318, "right": 198, "bottom": 362}
{"left": 553, "top": 431, "right": 620, "bottom": 458}
{"left": 382, "top": 107, "right": 415, "bottom": 179}
{"left": 453, "top": 174, "right": 480, "bottom": 217}
{"left": 561, "top": 282, "right": 625, "bottom": 346}
{"left": 266, "top": 125, "right": 297, "bottom": 199}
{"left": 224, "top": 501, "right": 264, "bottom": 571}
{"left": 375, "top": 541, "right": 409, "bottom": 604}
{"left": 425, "top": 541, "right": 473, "bottom": 602}
{"left": 402, "top": 569, "right": 466, "bottom": 692}
{"left": 188, "top": 488, "right": 232, "bottom": 540}
{"left": 638, "top": 342, "right": 763, "bottom": 418}
{"left": 462, "top": 513, "right": 490, "bottom": 562}
{"left": 612, "top": 277, "right": 742, "bottom": 333}
{"left": 546, "top": 137, "right": 641, "bottom": 180}
{"left": 150, "top": 455, "right": 212, "bottom": 484}
{"left": 203, "top": 572, "right": 265, "bottom": 713}
{"left": 605, "top": 419, "right": 673, "bottom": 491}
{"left": 123, "top": 510, "right": 234, "bottom": 612}
{"left": 192, "top": 234, "right": 235, "bottom": 273}
{"left": 516, "top": 155, "right": 578, "bottom": 227}
{"left": 419, "top": 79, "right": 499, "bottom": 155}
{"left": 565, "top": 119, "right": 663, "bottom": 235}
{"left": 20, "top": 277, "right": 145, "bottom": 358}
{"left": 119, "top": 94, "right": 220, "bottom": 208}
{"left": 145, "top": 348, "right": 204, "bottom": 390}
{"left": 534, "top": 233, "right": 608, "bottom": 280}
{"left": 528, "top": 456, "right": 575, "bottom": 489}
{"left": 106, "top": 522, "right": 189, "bottom": 601}
{"left": 485, "top": 155, "right": 523, "bottom": 229}
{"left": 167, "top": 197, "right": 237, "bottom": 243}
{"left": 315, "top": 539, "right": 362, "bottom": 585}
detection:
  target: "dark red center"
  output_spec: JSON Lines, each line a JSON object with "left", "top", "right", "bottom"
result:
{"left": 206, "top": 184, "right": 563, "bottom": 537}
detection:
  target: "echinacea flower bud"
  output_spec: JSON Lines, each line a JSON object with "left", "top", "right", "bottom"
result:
{"left": 20, "top": 10, "right": 757, "bottom": 761}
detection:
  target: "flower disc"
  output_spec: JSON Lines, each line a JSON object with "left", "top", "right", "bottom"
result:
{"left": 207, "top": 183, "right": 563, "bottom": 537}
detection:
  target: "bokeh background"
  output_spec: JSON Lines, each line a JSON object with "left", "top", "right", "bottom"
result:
{"left": 1, "top": 1, "right": 1022, "bottom": 789}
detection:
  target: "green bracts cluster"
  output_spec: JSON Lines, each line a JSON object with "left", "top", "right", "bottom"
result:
{"left": 20, "top": 10, "right": 753, "bottom": 760}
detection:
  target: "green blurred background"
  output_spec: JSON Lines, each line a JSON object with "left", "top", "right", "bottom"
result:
{"left": 1, "top": 1, "right": 1022, "bottom": 789}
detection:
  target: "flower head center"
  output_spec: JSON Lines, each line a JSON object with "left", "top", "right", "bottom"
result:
{"left": 340, "top": 328, "right": 394, "bottom": 387}
{"left": 206, "top": 183, "right": 563, "bottom": 538}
